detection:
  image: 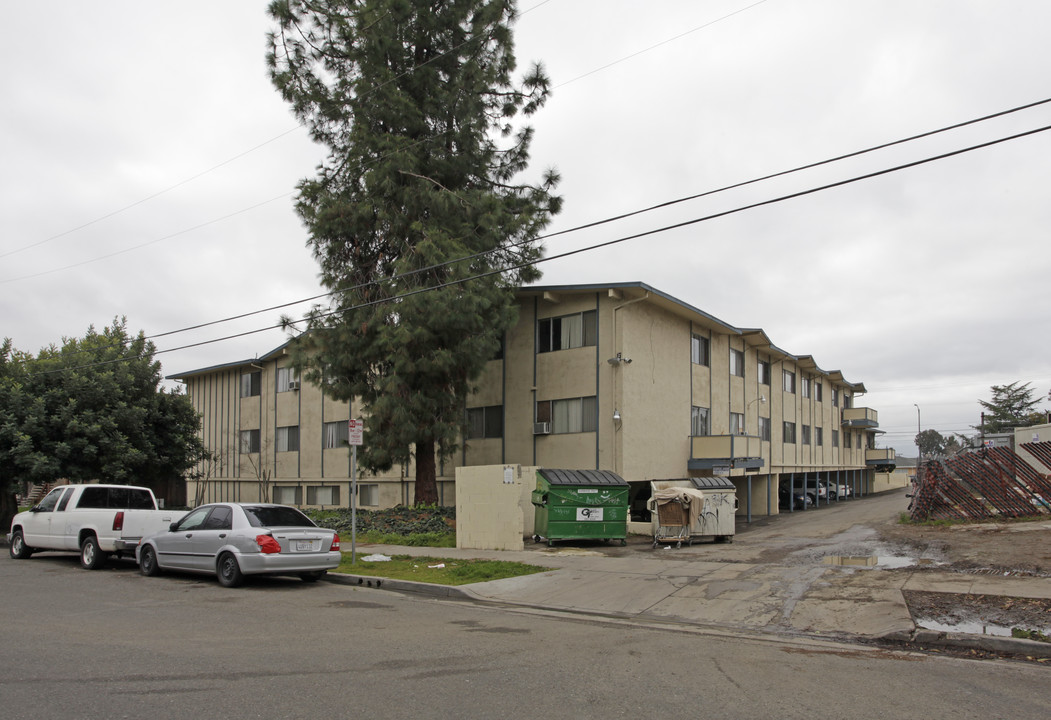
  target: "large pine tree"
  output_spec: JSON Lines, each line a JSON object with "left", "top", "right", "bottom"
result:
{"left": 267, "top": 0, "right": 560, "bottom": 504}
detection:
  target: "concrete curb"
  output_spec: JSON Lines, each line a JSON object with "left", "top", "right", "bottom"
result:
{"left": 325, "top": 571, "right": 1051, "bottom": 660}
{"left": 325, "top": 571, "right": 475, "bottom": 599}
{"left": 879, "top": 629, "right": 1051, "bottom": 659}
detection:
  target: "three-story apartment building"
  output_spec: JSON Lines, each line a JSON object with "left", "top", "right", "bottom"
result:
{"left": 170, "top": 282, "right": 893, "bottom": 517}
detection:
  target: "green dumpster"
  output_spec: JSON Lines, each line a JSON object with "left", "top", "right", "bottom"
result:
{"left": 531, "top": 469, "right": 629, "bottom": 546}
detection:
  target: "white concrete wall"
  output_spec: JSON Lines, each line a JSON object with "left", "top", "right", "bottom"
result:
{"left": 455, "top": 465, "right": 538, "bottom": 551}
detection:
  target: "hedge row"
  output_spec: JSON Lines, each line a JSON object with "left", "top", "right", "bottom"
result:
{"left": 305, "top": 505, "right": 456, "bottom": 537}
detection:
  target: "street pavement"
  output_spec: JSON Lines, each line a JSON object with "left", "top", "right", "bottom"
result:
{"left": 331, "top": 487, "right": 1051, "bottom": 659}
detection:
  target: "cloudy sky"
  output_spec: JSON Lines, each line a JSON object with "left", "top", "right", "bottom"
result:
{"left": 3, "top": 0, "right": 1050, "bottom": 456}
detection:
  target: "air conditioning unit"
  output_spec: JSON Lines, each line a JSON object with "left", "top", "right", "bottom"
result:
{"left": 533, "top": 422, "right": 551, "bottom": 435}
{"left": 287, "top": 380, "right": 300, "bottom": 391}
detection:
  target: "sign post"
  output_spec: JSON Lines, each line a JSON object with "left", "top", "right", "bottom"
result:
{"left": 348, "top": 418, "right": 364, "bottom": 564}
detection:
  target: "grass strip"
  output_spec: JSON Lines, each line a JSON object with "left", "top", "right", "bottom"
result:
{"left": 333, "top": 554, "right": 549, "bottom": 586}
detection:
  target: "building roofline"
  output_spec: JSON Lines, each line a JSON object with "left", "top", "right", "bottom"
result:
{"left": 169, "top": 281, "right": 869, "bottom": 391}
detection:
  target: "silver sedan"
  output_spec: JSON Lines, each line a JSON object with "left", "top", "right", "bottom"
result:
{"left": 137, "top": 503, "right": 341, "bottom": 587}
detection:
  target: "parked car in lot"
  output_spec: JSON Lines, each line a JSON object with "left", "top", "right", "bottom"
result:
{"left": 778, "top": 483, "right": 811, "bottom": 511}
{"left": 137, "top": 502, "right": 341, "bottom": 587}
{"left": 7, "top": 484, "right": 183, "bottom": 569}
{"left": 830, "top": 483, "right": 852, "bottom": 500}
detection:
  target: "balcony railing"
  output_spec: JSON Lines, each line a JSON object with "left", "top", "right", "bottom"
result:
{"left": 842, "top": 407, "right": 878, "bottom": 428}
{"left": 865, "top": 447, "right": 896, "bottom": 466}
{"left": 688, "top": 434, "right": 764, "bottom": 472}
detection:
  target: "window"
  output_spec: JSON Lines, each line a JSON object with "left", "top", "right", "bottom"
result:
{"left": 783, "top": 370, "right": 796, "bottom": 394}
{"left": 815, "top": 426, "right": 824, "bottom": 446}
{"left": 240, "top": 371, "right": 261, "bottom": 398}
{"left": 323, "top": 421, "right": 349, "bottom": 449}
{"left": 273, "top": 486, "right": 302, "bottom": 505}
{"left": 358, "top": 484, "right": 379, "bottom": 507}
{"left": 843, "top": 431, "right": 851, "bottom": 451}
{"left": 832, "top": 390, "right": 839, "bottom": 407}
{"left": 307, "top": 485, "right": 340, "bottom": 505}
{"left": 758, "top": 416, "right": 771, "bottom": 441}
{"left": 729, "top": 412, "right": 745, "bottom": 435}
{"left": 832, "top": 430, "right": 839, "bottom": 448}
{"left": 856, "top": 433, "right": 863, "bottom": 450}
{"left": 843, "top": 394, "right": 852, "bottom": 409}
{"left": 203, "top": 506, "right": 233, "bottom": 531}
{"left": 758, "top": 360, "right": 771, "bottom": 385}
{"left": 77, "top": 487, "right": 154, "bottom": 509}
{"left": 783, "top": 421, "right": 797, "bottom": 444}
{"left": 467, "top": 406, "right": 503, "bottom": 439}
{"left": 802, "top": 377, "right": 811, "bottom": 399}
{"left": 34, "top": 488, "right": 64, "bottom": 512}
{"left": 535, "top": 396, "right": 597, "bottom": 434}
{"left": 240, "top": 429, "right": 261, "bottom": 454}
{"left": 729, "top": 348, "right": 745, "bottom": 377}
{"left": 815, "top": 382, "right": 823, "bottom": 402}
{"left": 56, "top": 488, "right": 74, "bottom": 511}
{"left": 691, "top": 406, "right": 709, "bottom": 436}
{"left": 801, "top": 425, "right": 811, "bottom": 445}
{"left": 276, "top": 426, "right": 300, "bottom": 452}
{"left": 538, "top": 311, "right": 597, "bottom": 353}
{"left": 276, "top": 366, "right": 298, "bottom": 393}
{"left": 691, "top": 334, "right": 710, "bottom": 366}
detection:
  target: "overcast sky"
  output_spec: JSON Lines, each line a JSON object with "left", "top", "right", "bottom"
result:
{"left": 3, "top": 0, "right": 1050, "bottom": 456}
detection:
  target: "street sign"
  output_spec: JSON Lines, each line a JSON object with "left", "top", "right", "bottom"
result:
{"left": 348, "top": 418, "right": 364, "bottom": 446}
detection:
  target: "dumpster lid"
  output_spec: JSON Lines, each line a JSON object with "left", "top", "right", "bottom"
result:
{"left": 688, "top": 477, "right": 737, "bottom": 491}
{"left": 538, "top": 469, "right": 628, "bottom": 487}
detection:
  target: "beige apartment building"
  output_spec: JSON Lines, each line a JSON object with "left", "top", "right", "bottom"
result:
{"left": 170, "top": 281, "right": 894, "bottom": 518}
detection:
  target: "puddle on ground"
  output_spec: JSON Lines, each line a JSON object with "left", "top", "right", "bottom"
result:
{"left": 916, "top": 619, "right": 1016, "bottom": 637}
{"left": 823, "top": 555, "right": 937, "bottom": 569}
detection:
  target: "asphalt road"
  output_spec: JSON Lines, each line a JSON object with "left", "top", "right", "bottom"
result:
{"left": 2, "top": 547, "right": 1049, "bottom": 720}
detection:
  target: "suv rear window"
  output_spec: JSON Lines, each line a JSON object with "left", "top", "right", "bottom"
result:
{"left": 242, "top": 505, "right": 316, "bottom": 528}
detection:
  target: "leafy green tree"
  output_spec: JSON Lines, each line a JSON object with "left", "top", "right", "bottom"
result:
{"left": 0, "top": 320, "right": 208, "bottom": 524}
{"left": 976, "top": 381, "right": 1045, "bottom": 434}
{"left": 915, "top": 428, "right": 946, "bottom": 456}
{"left": 268, "top": 0, "right": 561, "bottom": 504}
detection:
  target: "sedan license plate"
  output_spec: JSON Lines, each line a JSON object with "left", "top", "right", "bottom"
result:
{"left": 294, "top": 539, "right": 316, "bottom": 552}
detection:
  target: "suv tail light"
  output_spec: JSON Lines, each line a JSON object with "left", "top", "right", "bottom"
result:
{"left": 329, "top": 534, "right": 341, "bottom": 552}
{"left": 256, "top": 534, "right": 282, "bottom": 554}
{"left": 112, "top": 511, "right": 125, "bottom": 532}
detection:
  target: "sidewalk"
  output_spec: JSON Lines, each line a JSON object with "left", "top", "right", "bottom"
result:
{"left": 329, "top": 492, "right": 1051, "bottom": 659}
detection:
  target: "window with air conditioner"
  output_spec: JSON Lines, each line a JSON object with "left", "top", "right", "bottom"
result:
{"left": 535, "top": 396, "right": 597, "bottom": 434}
{"left": 277, "top": 366, "right": 298, "bottom": 393}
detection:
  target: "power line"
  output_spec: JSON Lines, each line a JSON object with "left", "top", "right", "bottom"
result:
{"left": 152, "top": 119, "right": 1051, "bottom": 360}
{"left": 80, "top": 95, "right": 1051, "bottom": 341}
{"left": 22, "top": 113, "right": 1051, "bottom": 376}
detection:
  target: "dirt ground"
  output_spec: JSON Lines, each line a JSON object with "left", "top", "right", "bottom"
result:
{"left": 876, "top": 515, "right": 1051, "bottom": 634}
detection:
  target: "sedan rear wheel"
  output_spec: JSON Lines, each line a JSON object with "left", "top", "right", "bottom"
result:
{"left": 140, "top": 545, "right": 161, "bottom": 577}
{"left": 216, "top": 552, "right": 244, "bottom": 588}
